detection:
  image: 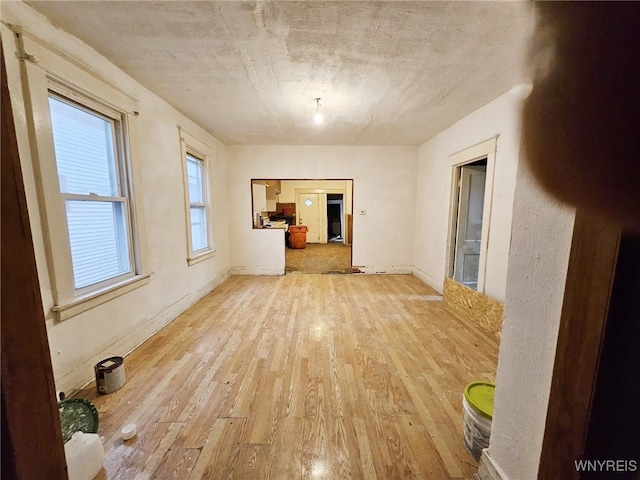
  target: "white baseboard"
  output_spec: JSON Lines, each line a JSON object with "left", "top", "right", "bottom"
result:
{"left": 56, "top": 270, "right": 230, "bottom": 394}
{"left": 230, "top": 266, "right": 285, "bottom": 275}
{"left": 477, "top": 450, "right": 507, "bottom": 480}
{"left": 412, "top": 266, "right": 444, "bottom": 293}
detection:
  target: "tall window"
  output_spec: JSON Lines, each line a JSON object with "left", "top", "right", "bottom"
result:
{"left": 186, "top": 153, "right": 208, "bottom": 253}
{"left": 180, "top": 128, "right": 214, "bottom": 265}
{"left": 48, "top": 93, "right": 133, "bottom": 290}
{"left": 20, "top": 33, "right": 148, "bottom": 321}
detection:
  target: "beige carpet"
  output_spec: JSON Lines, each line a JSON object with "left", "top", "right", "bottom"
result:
{"left": 285, "top": 243, "right": 352, "bottom": 274}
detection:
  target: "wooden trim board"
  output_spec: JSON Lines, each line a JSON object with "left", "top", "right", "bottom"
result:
{"left": 538, "top": 211, "right": 620, "bottom": 480}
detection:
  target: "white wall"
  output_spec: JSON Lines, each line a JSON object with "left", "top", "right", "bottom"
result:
{"left": 413, "top": 87, "right": 527, "bottom": 300}
{"left": 482, "top": 160, "right": 575, "bottom": 480}
{"left": 2, "top": 2, "right": 231, "bottom": 393}
{"left": 227, "top": 146, "right": 417, "bottom": 274}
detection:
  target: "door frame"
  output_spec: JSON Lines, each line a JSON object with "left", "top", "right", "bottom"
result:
{"left": 1, "top": 43, "right": 68, "bottom": 479}
{"left": 538, "top": 212, "right": 624, "bottom": 479}
{"left": 445, "top": 136, "right": 498, "bottom": 294}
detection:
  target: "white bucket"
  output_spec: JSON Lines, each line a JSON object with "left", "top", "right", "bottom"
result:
{"left": 462, "top": 381, "right": 495, "bottom": 460}
{"left": 462, "top": 396, "right": 492, "bottom": 460}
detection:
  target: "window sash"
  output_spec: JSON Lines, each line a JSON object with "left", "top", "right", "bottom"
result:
{"left": 48, "top": 93, "right": 123, "bottom": 197}
{"left": 186, "top": 154, "right": 204, "bottom": 203}
{"left": 64, "top": 196, "right": 133, "bottom": 289}
{"left": 49, "top": 91, "right": 135, "bottom": 291}
{"left": 185, "top": 152, "right": 209, "bottom": 254}
{"left": 190, "top": 205, "right": 208, "bottom": 252}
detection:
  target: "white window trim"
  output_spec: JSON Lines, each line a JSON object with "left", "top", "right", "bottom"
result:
{"left": 17, "top": 31, "right": 150, "bottom": 321}
{"left": 179, "top": 127, "right": 215, "bottom": 265}
{"left": 52, "top": 273, "right": 151, "bottom": 321}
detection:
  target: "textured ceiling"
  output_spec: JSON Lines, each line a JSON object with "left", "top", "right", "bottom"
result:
{"left": 25, "top": 1, "right": 534, "bottom": 146}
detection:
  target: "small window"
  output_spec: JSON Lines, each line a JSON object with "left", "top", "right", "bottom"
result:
{"left": 186, "top": 153, "right": 209, "bottom": 253}
{"left": 48, "top": 94, "right": 134, "bottom": 290}
{"left": 180, "top": 128, "right": 215, "bottom": 265}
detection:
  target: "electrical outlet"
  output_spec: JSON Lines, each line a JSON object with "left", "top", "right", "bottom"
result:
{"left": 359, "top": 209, "right": 366, "bottom": 215}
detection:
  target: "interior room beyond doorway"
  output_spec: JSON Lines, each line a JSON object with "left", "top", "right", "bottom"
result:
{"left": 251, "top": 179, "right": 354, "bottom": 274}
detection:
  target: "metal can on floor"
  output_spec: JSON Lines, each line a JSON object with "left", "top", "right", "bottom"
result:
{"left": 95, "top": 356, "right": 125, "bottom": 394}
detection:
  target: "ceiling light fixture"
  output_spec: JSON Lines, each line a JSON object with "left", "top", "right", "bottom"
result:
{"left": 313, "top": 97, "right": 324, "bottom": 124}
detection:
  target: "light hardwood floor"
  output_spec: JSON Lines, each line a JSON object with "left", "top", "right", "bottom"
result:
{"left": 76, "top": 274, "right": 499, "bottom": 479}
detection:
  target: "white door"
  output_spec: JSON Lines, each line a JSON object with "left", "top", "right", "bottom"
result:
{"left": 297, "top": 193, "right": 321, "bottom": 243}
{"left": 453, "top": 165, "right": 486, "bottom": 290}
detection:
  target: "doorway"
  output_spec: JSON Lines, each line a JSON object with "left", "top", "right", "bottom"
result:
{"left": 327, "top": 194, "right": 344, "bottom": 243}
{"left": 285, "top": 180, "right": 353, "bottom": 274}
{"left": 450, "top": 158, "right": 488, "bottom": 291}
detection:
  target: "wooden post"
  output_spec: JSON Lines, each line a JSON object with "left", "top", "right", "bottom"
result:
{"left": 538, "top": 212, "right": 620, "bottom": 479}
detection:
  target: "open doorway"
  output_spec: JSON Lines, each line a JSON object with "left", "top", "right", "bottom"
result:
{"left": 449, "top": 158, "right": 488, "bottom": 291}
{"left": 287, "top": 180, "right": 353, "bottom": 274}
{"left": 250, "top": 179, "right": 353, "bottom": 273}
{"left": 327, "top": 194, "right": 344, "bottom": 243}
{"left": 442, "top": 137, "right": 501, "bottom": 339}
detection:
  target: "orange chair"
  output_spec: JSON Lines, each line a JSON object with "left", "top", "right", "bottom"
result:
{"left": 288, "top": 225, "right": 308, "bottom": 249}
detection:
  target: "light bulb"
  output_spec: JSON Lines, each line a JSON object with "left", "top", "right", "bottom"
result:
{"left": 314, "top": 111, "right": 324, "bottom": 124}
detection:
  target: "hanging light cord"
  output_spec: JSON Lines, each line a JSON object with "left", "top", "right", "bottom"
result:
{"left": 314, "top": 98, "right": 324, "bottom": 124}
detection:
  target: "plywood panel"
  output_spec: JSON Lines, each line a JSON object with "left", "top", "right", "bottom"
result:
{"left": 443, "top": 277, "right": 504, "bottom": 338}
